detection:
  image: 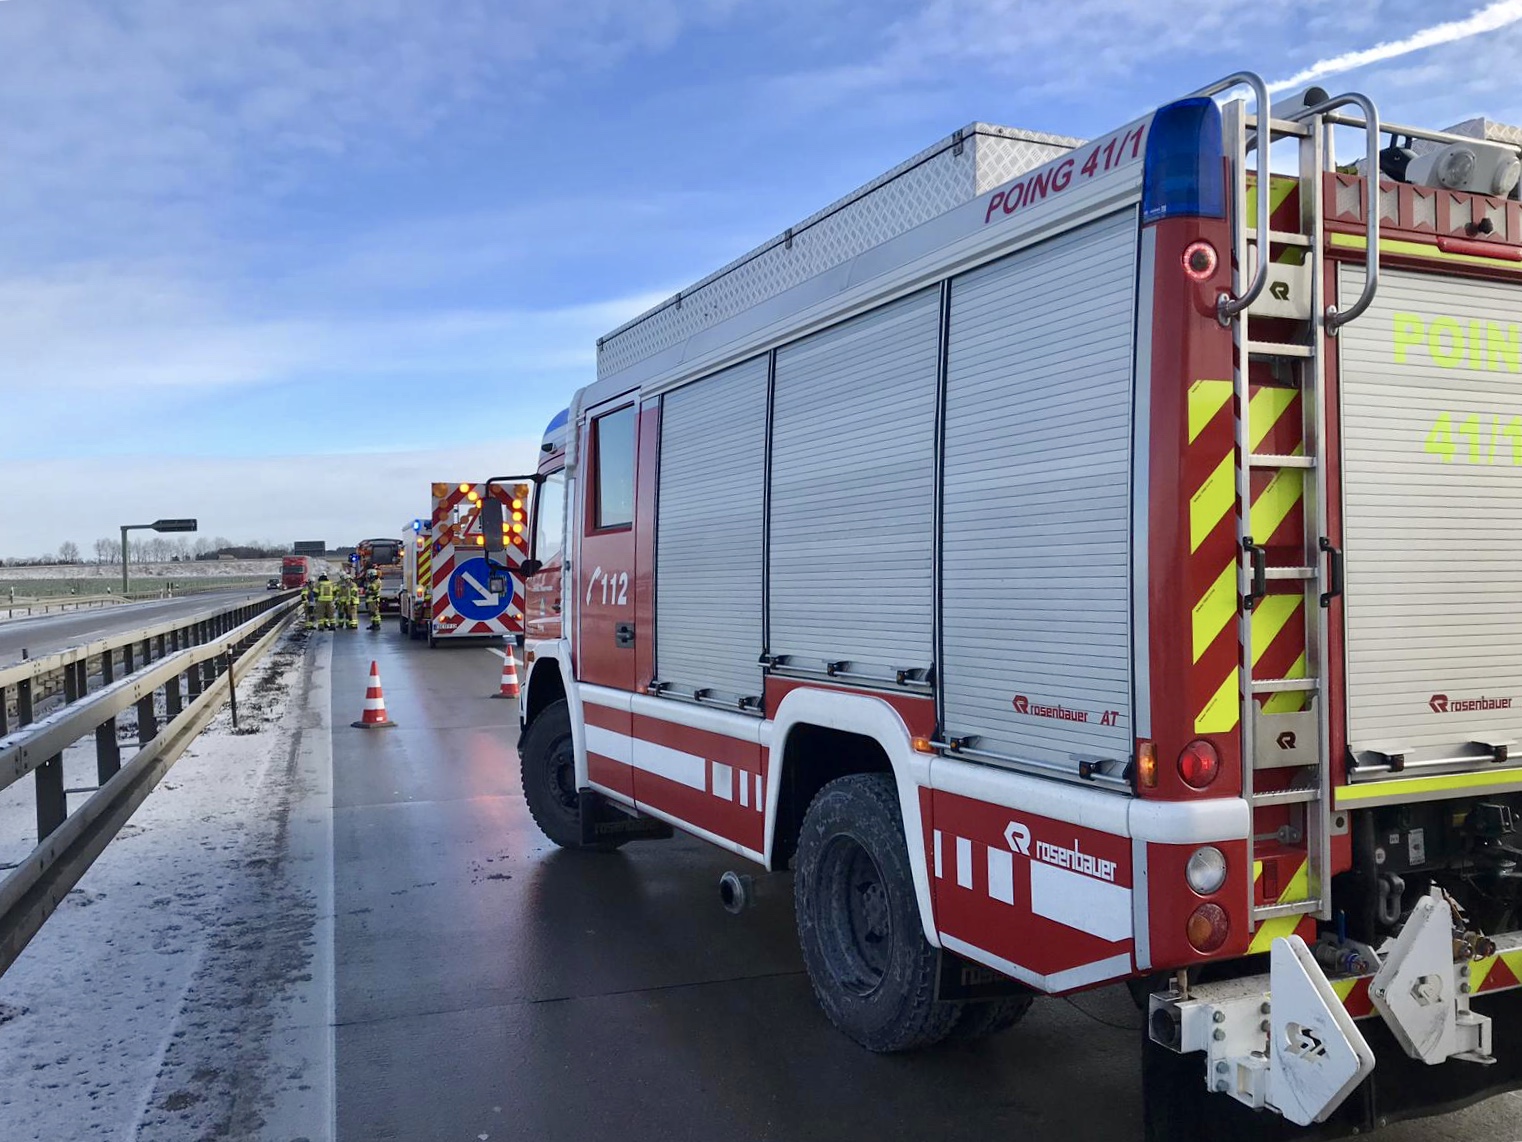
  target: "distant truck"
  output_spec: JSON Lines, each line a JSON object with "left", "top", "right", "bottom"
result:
{"left": 279, "top": 555, "right": 310, "bottom": 590}
{"left": 356, "top": 537, "right": 404, "bottom": 614}
{"left": 399, "top": 521, "right": 432, "bottom": 640}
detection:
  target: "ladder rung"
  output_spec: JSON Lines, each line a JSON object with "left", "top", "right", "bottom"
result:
{"left": 1246, "top": 229, "right": 1313, "bottom": 248}
{"left": 1249, "top": 453, "right": 1315, "bottom": 469}
{"left": 1247, "top": 341, "right": 1314, "bottom": 359}
{"left": 1252, "top": 788, "right": 1320, "bottom": 806}
{"left": 1263, "top": 567, "right": 1315, "bottom": 581}
{"left": 1253, "top": 899, "right": 1320, "bottom": 921}
{"left": 1253, "top": 677, "right": 1320, "bottom": 694}
{"left": 1244, "top": 115, "right": 1314, "bottom": 139}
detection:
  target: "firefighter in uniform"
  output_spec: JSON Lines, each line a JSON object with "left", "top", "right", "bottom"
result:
{"left": 302, "top": 579, "right": 316, "bottom": 629}
{"left": 366, "top": 570, "right": 383, "bottom": 630}
{"left": 341, "top": 574, "right": 360, "bottom": 630}
{"left": 315, "top": 573, "right": 336, "bottom": 631}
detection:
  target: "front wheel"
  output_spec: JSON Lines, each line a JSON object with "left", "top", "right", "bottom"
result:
{"left": 794, "top": 773, "right": 957, "bottom": 1052}
{"left": 519, "top": 700, "right": 621, "bottom": 850}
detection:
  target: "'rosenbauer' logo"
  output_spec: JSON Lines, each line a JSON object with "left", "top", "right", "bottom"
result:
{"left": 1012, "top": 695, "right": 1121, "bottom": 726}
{"left": 1430, "top": 693, "right": 1513, "bottom": 714}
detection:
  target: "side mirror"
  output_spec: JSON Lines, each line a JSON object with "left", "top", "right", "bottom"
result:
{"left": 479, "top": 495, "right": 506, "bottom": 558}
{"left": 520, "top": 558, "right": 543, "bottom": 577}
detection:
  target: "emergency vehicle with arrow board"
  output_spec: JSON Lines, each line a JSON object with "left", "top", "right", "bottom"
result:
{"left": 415, "top": 481, "right": 530, "bottom": 647}
{"left": 485, "top": 71, "right": 1522, "bottom": 1136}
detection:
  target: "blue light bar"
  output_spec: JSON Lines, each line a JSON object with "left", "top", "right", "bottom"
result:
{"left": 1141, "top": 97, "right": 1225, "bottom": 223}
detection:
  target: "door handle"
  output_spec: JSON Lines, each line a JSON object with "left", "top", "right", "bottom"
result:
{"left": 1319, "top": 537, "right": 1344, "bottom": 607}
{"left": 1241, "top": 536, "right": 1267, "bottom": 611}
{"left": 615, "top": 622, "right": 635, "bottom": 648}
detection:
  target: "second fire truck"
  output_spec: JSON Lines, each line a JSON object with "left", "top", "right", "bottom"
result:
{"left": 486, "top": 71, "right": 1522, "bottom": 1135}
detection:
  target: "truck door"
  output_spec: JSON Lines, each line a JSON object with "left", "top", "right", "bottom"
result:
{"left": 577, "top": 397, "right": 640, "bottom": 692}
{"left": 525, "top": 468, "right": 565, "bottom": 641}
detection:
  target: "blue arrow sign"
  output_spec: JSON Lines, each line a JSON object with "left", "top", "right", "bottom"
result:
{"left": 447, "top": 556, "right": 513, "bottom": 622}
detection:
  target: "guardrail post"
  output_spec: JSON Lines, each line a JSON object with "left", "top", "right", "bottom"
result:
{"left": 36, "top": 667, "right": 76, "bottom": 840}
{"left": 95, "top": 647, "right": 121, "bottom": 781}
{"left": 0, "top": 684, "right": 8, "bottom": 737}
{"left": 165, "top": 630, "right": 183, "bottom": 719}
{"left": 136, "top": 688, "right": 157, "bottom": 747}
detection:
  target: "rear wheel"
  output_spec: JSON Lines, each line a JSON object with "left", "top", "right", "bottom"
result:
{"left": 794, "top": 773, "right": 956, "bottom": 1052}
{"left": 945, "top": 994, "right": 1034, "bottom": 1040}
{"left": 519, "top": 700, "right": 620, "bottom": 850}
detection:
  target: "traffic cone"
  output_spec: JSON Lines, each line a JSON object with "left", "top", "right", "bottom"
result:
{"left": 493, "top": 650, "right": 521, "bottom": 699}
{"left": 352, "top": 661, "right": 396, "bottom": 728}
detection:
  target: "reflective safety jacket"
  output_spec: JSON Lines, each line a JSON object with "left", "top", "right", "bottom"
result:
{"left": 316, "top": 578, "right": 335, "bottom": 602}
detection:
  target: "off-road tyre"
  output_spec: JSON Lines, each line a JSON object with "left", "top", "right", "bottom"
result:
{"left": 794, "top": 773, "right": 957, "bottom": 1052}
{"left": 945, "top": 994, "right": 1035, "bottom": 1041}
{"left": 518, "top": 700, "right": 622, "bottom": 850}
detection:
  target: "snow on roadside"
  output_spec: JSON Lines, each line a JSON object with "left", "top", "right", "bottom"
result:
{"left": 0, "top": 560, "right": 280, "bottom": 583}
{"left": 0, "top": 624, "right": 326, "bottom": 1142}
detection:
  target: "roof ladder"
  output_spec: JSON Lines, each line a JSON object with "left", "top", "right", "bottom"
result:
{"left": 1211, "top": 80, "right": 1381, "bottom": 931}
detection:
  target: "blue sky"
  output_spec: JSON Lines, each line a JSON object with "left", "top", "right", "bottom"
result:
{"left": 2, "top": 0, "right": 1520, "bottom": 554}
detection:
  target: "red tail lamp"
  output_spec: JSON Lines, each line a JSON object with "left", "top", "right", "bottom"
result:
{"left": 1186, "top": 903, "right": 1230, "bottom": 953}
{"left": 1182, "top": 240, "right": 1218, "bottom": 281}
{"left": 1178, "top": 739, "right": 1220, "bottom": 789}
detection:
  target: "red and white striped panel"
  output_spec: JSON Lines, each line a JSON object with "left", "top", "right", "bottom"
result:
{"left": 581, "top": 703, "right": 766, "bottom": 856}
{"left": 930, "top": 789, "right": 1134, "bottom": 994}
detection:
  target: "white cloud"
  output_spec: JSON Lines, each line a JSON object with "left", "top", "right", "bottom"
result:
{"left": 0, "top": 442, "right": 550, "bottom": 557}
{"left": 1269, "top": 1, "right": 1522, "bottom": 93}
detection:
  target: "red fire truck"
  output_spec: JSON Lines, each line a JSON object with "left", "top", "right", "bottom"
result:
{"left": 488, "top": 73, "right": 1522, "bottom": 1134}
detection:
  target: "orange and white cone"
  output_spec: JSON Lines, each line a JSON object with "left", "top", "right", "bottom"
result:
{"left": 494, "top": 650, "right": 521, "bottom": 699}
{"left": 351, "top": 660, "right": 396, "bottom": 728}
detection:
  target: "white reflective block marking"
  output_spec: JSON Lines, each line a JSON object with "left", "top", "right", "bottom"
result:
{"left": 754, "top": 773, "right": 763, "bottom": 811}
{"left": 955, "top": 836, "right": 973, "bottom": 889}
{"left": 712, "top": 762, "right": 733, "bottom": 801}
{"left": 739, "top": 772, "right": 750, "bottom": 807}
{"left": 630, "top": 737, "right": 708, "bottom": 791}
{"left": 933, "top": 830, "right": 944, "bottom": 878}
{"left": 583, "top": 724, "right": 633, "bottom": 764}
{"left": 1029, "top": 861, "right": 1131, "bottom": 944}
{"left": 987, "top": 847, "right": 1014, "bottom": 905}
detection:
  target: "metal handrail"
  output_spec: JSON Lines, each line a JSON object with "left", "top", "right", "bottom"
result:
{"left": 0, "top": 595, "right": 298, "bottom": 976}
{"left": 1190, "top": 71, "right": 1272, "bottom": 322}
{"left": 1289, "top": 92, "right": 1382, "bottom": 331}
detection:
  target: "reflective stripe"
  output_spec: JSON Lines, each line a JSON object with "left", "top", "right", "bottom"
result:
{"left": 1249, "top": 857, "right": 1310, "bottom": 954}
{"left": 1188, "top": 378, "right": 1233, "bottom": 443}
{"left": 1249, "top": 385, "right": 1297, "bottom": 452}
{"left": 1190, "top": 454, "right": 1236, "bottom": 552}
{"left": 1196, "top": 667, "right": 1239, "bottom": 735}
{"left": 1192, "top": 563, "right": 1236, "bottom": 663}
{"left": 1330, "top": 231, "right": 1522, "bottom": 269}
{"left": 1261, "top": 653, "right": 1309, "bottom": 715}
{"left": 1336, "top": 766, "right": 1522, "bottom": 807}
{"left": 1251, "top": 595, "right": 1301, "bottom": 667}
{"left": 1248, "top": 448, "right": 1304, "bottom": 539}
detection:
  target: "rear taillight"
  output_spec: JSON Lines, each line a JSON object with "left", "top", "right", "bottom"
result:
{"left": 1186, "top": 903, "right": 1230, "bottom": 953}
{"left": 1182, "top": 240, "right": 1217, "bottom": 281}
{"left": 1178, "top": 739, "right": 1220, "bottom": 789}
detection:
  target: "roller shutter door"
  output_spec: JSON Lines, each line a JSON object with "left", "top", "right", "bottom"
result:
{"left": 769, "top": 288, "right": 940, "bottom": 680}
{"left": 655, "top": 356, "right": 768, "bottom": 704}
{"left": 940, "top": 210, "right": 1138, "bottom": 772}
{"left": 1338, "top": 264, "right": 1522, "bottom": 759}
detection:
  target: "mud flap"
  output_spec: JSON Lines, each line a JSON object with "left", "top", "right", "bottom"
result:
{"left": 577, "top": 789, "right": 673, "bottom": 845}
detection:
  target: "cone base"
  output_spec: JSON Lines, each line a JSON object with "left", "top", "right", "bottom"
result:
{"left": 491, "top": 692, "right": 520, "bottom": 699}
{"left": 351, "top": 719, "right": 397, "bottom": 729}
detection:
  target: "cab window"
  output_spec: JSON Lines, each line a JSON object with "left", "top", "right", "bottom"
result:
{"left": 592, "top": 406, "right": 636, "bottom": 529}
{"left": 536, "top": 469, "right": 566, "bottom": 565}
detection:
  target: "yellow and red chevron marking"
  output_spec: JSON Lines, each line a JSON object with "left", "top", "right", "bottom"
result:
{"left": 1248, "top": 856, "right": 1317, "bottom": 954}
{"left": 1331, "top": 945, "right": 1522, "bottom": 1019}
{"left": 1187, "top": 373, "right": 1311, "bottom": 741}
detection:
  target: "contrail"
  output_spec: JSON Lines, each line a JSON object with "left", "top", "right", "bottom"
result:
{"left": 1269, "top": 0, "right": 1522, "bottom": 93}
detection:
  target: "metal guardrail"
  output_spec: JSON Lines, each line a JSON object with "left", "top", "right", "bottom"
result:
{"left": 0, "top": 591, "right": 300, "bottom": 975}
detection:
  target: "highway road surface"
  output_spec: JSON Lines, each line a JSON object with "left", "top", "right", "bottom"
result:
{"left": 1, "top": 624, "right": 1519, "bottom": 1140}
{"left": 0, "top": 587, "right": 275, "bottom": 665}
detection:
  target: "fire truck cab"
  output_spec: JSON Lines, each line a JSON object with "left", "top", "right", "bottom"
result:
{"left": 493, "top": 71, "right": 1522, "bottom": 1136}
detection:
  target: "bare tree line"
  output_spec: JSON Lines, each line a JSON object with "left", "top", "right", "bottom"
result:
{"left": 3, "top": 537, "right": 293, "bottom": 567}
